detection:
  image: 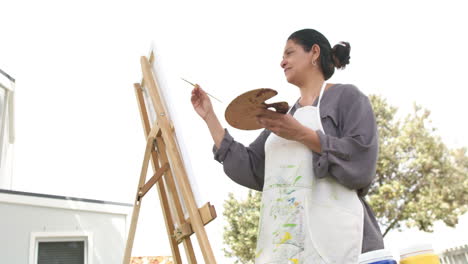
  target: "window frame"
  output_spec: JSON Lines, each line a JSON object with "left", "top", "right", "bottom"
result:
{"left": 29, "top": 231, "right": 93, "bottom": 264}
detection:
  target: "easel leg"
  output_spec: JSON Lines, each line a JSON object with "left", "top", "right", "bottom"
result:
{"left": 123, "top": 134, "right": 163, "bottom": 263}
{"left": 155, "top": 137, "right": 198, "bottom": 264}
{"left": 131, "top": 84, "right": 194, "bottom": 263}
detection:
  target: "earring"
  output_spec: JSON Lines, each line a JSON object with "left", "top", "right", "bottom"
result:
{"left": 312, "top": 60, "right": 317, "bottom": 66}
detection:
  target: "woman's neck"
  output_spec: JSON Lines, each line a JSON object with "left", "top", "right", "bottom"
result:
{"left": 298, "top": 77, "right": 325, "bottom": 106}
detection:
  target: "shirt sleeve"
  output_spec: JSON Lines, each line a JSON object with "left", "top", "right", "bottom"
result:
{"left": 212, "top": 128, "right": 271, "bottom": 191}
{"left": 313, "top": 86, "right": 378, "bottom": 194}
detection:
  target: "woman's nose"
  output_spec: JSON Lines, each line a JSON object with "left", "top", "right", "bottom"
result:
{"left": 280, "top": 59, "right": 287, "bottom": 69}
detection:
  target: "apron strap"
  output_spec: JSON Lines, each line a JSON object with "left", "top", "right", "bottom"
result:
{"left": 315, "top": 82, "right": 327, "bottom": 132}
{"left": 290, "top": 81, "right": 327, "bottom": 117}
{"left": 316, "top": 82, "right": 327, "bottom": 109}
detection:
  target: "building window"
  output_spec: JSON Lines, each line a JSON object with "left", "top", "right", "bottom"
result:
{"left": 38, "top": 241, "right": 85, "bottom": 264}
{"left": 29, "top": 232, "right": 93, "bottom": 264}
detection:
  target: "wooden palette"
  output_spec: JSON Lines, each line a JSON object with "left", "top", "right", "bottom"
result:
{"left": 225, "top": 88, "right": 289, "bottom": 130}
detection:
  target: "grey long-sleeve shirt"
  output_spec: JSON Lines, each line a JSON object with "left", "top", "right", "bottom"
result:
{"left": 213, "top": 83, "right": 384, "bottom": 253}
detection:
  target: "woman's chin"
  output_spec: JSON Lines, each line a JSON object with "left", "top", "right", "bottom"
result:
{"left": 286, "top": 76, "right": 298, "bottom": 86}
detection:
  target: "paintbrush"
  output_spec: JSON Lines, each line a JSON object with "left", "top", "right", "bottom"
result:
{"left": 181, "top": 78, "right": 223, "bottom": 103}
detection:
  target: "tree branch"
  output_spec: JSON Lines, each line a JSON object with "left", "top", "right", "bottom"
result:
{"left": 383, "top": 217, "right": 399, "bottom": 237}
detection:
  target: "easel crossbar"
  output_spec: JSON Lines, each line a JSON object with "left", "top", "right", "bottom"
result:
{"left": 139, "top": 162, "right": 170, "bottom": 199}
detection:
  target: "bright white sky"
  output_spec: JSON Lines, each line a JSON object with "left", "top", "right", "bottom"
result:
{"left": 1, "top": 0, "right": 467, "bottom": 262}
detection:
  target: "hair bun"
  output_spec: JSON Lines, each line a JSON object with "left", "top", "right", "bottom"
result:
{"left": 332, "top": 41, "right": 351, "bottom": 69}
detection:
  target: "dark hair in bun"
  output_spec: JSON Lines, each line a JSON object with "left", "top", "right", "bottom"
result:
{"left": 288, "top": 29, "right": 351, "bottom": 80}
{"left": 332, "top": 42, "right": 351, "bottom": 69}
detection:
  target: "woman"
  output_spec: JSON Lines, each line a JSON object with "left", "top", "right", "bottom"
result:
{"left": 191, "top": 29, "right": 384, "bottom": 264}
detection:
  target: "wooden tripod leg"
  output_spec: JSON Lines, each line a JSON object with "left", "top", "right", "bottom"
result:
{"left": 135, "top": 85, "right": 184, "bottom": 264}
{"left": 123, "top": 134, "right": 159, "bottom": 264}
{"left": 148, "top": 147, "right": 197, "bottom": 264}
{"left": 154, "top": 170, "right": 182, "bottom": 264}
{"left": 134, "top": 83, "right": 190, "bottom": 263}
{"left": 155, "top": 136, "right": 198, "bottom": 263}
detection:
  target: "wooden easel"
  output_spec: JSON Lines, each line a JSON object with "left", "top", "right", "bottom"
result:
{"left": 123, "top": 52, "right": 217, "bottom": 264}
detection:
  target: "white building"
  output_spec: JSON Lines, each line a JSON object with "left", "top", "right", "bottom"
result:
{"left": 0, "top": 189, "right": 132, "bottom": 263}
{"left": 0, "top": 69, "right": 132, "bottom": 263}
{"left": 0, "top": 67, "right": 15, "bottom": 189}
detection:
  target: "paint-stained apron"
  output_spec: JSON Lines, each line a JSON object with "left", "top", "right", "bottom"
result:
{"left": 255, "top": 82, "right": 364, "bottom": 264}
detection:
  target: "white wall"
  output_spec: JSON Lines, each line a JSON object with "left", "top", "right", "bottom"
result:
{"left": 0, "top": 73, "right": 14, "bottom": 190}
{"left": 0, "top": 191, "right": 131, "bottom": 264}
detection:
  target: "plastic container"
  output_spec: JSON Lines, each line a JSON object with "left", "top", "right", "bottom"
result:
{"left": 399, "top": 244, "right": 440, "bottom": 264}
{"left": 358, "top": 249, "right": 397, "bottom": 264}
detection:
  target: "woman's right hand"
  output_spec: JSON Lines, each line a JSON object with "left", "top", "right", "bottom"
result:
{"left": 191, "top": 84, "right": 225, "bottom": 147}
{"left": 191, "top": 84, "right": 214, "bottom": 121}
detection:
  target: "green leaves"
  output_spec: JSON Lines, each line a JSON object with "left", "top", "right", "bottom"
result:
{"left": 368, "top": 95, "right": 468, "bottom": 236}
{"left": 222, "top": 191, "right": 262, "bottom": 264}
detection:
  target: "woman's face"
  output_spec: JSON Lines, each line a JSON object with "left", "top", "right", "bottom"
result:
{"left": 280, "top": 39, "right": 315, "bottom": 86}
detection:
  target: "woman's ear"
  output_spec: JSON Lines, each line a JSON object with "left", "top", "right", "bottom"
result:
{"left": 311, "top": 44, "right": 321, "bottom": 62}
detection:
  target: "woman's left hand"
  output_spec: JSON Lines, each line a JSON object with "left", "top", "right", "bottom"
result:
{"left": 256, "top": 109, "right": 305, "bottom": 141}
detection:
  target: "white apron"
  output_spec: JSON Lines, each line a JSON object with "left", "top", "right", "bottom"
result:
{"left": 255, "top": 83, "right": 364, "bottom": 264}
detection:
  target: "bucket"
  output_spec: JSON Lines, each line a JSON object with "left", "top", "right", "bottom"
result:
{"left": 358, "top": 249, "right": 397, "bottom": 264}
{"left": 399, "top": 244, "right": 440, "bottom": 264}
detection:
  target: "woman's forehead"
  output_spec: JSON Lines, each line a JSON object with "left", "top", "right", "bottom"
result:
{"left": 284, "top": 39, "right": 298, "bottom": 50}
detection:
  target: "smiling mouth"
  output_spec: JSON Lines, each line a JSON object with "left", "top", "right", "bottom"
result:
{"left": 284, "top": 68, "right": 291, "bottom": 73}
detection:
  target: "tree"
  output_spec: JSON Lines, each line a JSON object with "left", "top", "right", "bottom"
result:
{"left": 222, "top": 95, "right": 468, "bottom": 261}
{"left": 367, "top": 95, "right": 468, "bottom": 236}
{"left": 223, "top": 191, "right": 261, "bottom": 264}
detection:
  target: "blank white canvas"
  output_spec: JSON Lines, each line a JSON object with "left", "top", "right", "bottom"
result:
{"left": 141, "top": 48, "right": 206, "bottom": 218}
